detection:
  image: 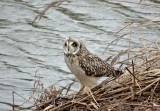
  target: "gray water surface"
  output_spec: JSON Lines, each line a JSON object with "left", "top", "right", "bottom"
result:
{"left": 0, "top": 0, "right": 159, "bottom": 110}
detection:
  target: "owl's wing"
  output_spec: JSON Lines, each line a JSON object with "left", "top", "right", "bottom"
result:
{"left": 79, "top": 54, "right": 116, "bottom": 77}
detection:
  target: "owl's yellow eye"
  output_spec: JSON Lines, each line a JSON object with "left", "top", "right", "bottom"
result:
{"left": 72, "top": 42, "right": 77, "bottom": 47}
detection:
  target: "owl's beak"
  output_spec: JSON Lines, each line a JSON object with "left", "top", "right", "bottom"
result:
{"left": 64, "top": 48, "right": 71, "bottom": 55}
{"left": 64, "top": 49, "right": 69, "bottom": 54}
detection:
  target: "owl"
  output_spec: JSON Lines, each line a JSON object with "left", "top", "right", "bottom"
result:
{"left": 63, "top": 37, "right": 121, "bottom": 94}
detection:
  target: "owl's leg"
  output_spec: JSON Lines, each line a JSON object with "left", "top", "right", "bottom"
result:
{"left": 83, "top": 86, "right": 90, "bottom": 94}
{"left": 84, "top": 86, "right": 100, "bottom": 107}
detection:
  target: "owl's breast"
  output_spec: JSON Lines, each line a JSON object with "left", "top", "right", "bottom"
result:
{"left": 64, "top": 54, "right": 79, "bottom": 73}
{"left": 64, "top": 55, "right": 85, "bottom": 78}
{"left": 64, "top": 54, "right": 98, "bottom": 88}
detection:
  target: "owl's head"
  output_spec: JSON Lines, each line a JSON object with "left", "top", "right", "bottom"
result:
{"left": 63, "top": 37, "right": 82, "bottom": 55}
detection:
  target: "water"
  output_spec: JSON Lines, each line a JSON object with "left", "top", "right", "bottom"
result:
{"left": 0, "top": 0, "right": 159, "bottom": 110}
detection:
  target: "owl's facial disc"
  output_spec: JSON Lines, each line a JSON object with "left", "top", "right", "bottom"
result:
{"left": 63, "top": 38, "right": 80, "bottom": 55}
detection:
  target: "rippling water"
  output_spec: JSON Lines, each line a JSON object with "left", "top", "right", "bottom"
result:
{"left": 0, "top": 0, "right": 159, "bottom": 110}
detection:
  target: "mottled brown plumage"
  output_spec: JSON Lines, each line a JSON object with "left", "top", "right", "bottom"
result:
{"left": 79, "top": 55, "right": 116, "bottom": 77}
{"left": 63, "top": 37, "right": 121, "bottom": 94}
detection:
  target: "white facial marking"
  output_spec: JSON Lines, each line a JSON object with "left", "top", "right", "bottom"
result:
{"left": 64, "top": 38, "right": 80, "bottom": 55}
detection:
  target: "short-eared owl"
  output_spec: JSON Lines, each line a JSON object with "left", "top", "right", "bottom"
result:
{"left": 63, "top": 37, "right": 121, "bottom": 94}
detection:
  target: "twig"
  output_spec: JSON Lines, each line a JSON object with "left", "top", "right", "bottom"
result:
{"left": 139, "top": 0, "right": 143, "bottom": 4}
{"left": 12, "top": 91, "right": 15, "bottom": 111}
{"left": 102, "top": 33, "right": 130, "bottom": 55}
{"left": 131, "top": 60, "right": 136, "bottom": 99}
{"left": 122, "top": 78, "right": 160, "bottom": 101}
{"left": 116, "top": 22, "right": 133, "bottom": 34}
{"left": 111, "top": 50, "right": 128, "bottom": 66}
{"left": 89, "top": 88, "right": 100, "bottom": 108}
{"left": 32, "top": 0, "right": 65, "bottom": 24}
{"left": 65, "top": 81, "right": 76, "bottom": 95}
{"left": 12, "top": 91, "right": 35, "bottom": 110}
{"left": 125, "top": 67, "right": 145, "bottom": 85}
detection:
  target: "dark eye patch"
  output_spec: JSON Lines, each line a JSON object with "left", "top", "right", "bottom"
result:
{"left": 64, "top": 42, "right": 67, "bottom": 46}
{"left": 72, "top": 42, "right": 77, "bottom": 47}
